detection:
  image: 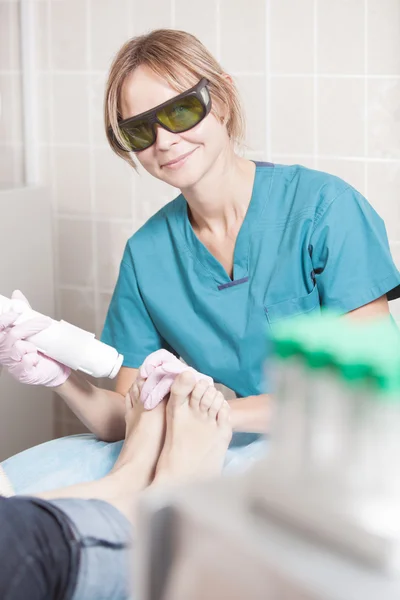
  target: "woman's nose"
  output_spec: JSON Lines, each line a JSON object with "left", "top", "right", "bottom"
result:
{"left": 154, "top": 124, "right": 181, "bottom": 150}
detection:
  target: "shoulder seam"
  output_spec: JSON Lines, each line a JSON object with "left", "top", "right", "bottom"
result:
{"left": 121, "top": 258, "right": 135, "bottom": 271}
{"left": 312, "top": 184, "right": 353, "bottom": 234}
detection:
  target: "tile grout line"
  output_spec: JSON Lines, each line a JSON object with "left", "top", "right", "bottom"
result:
{"left": 313, "top": 0, "right": 318, "bottom": 169}
{"left": 7, "top": 1, "right": 13, "bottom": 181}
{"left": 265, "top": 0, "right": 271, "bottom": 161}
{"left": 269, "top": 73, "right": 400, "bottom": 79}
{"left": 264, "top": 154, "right": 400, "bottom": 164}
{"left": 216, "top": 0, "right": 221, "bottom": 62}
{"left": 127, "top": 0, "right": 136, "bottom": 233}
{"left": 10, "top": 1, "right": 19, "bottom": 183}
{"left": 46, "top": 0, "right": 61, "bottom": 433}
{"left": 47, "top": 0, "right": 60, "bottom": 318}
{"left": 3, "top": 70, "right": 400, "bottom": 79}
{"left": 57, "top": 213, "right": 143, "bottom": 223}
{"left": 59, "top": 283, "right": 115, "bottom": 295}
{"left": 86, "top": 0, "right": 101, "bottom": 338}
{"left": 364, "top": 0, "right": 369, "bottom": 197}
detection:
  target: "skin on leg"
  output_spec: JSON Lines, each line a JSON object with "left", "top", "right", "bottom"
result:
{"left": 37, "top": 375, "right": 166, "bottom": 522}
{"left": 35, "top": 373, "right": 232, "bottom": 522}
{"left": 112, "top": 375, "right": 166, "bottom": 473}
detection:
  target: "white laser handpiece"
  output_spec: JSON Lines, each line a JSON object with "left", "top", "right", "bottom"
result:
{"left": 0, "top": 295, "right": 124, "bottom": 379}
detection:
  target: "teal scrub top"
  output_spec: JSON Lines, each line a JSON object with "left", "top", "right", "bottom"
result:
{"left": 102, "top": 162, "right": 400, "bottom": 400}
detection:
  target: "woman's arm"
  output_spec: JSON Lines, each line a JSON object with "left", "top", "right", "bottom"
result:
{"left": 228, "top": 394, "right": 271, "bottom": 433}
{"left": 346, "top": 294, "right": 390, "bottom": 319}
{"left": 55, "top": 366, "right": 138, "bottom": 442}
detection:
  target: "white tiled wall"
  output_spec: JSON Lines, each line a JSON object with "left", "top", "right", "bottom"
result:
{"left": 0, "top": 0, "right": 24, "bottom": 185}
{"left": 1, "top": 0, "right": 400, "bottom": 434}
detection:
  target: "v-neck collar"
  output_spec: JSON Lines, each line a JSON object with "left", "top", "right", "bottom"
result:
{"left": 174, "top": 162, "right": 274, "bottom": 286}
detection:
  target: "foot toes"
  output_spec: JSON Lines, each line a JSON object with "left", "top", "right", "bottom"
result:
{"left": 189, "top": 379, "right": 211, "bottom": 410}
{"left": 217, "top": 401, "right": 231, "bottom": 428}
{"left": 199, "top": 386, "right": 218, "bottom": 413}
{"left": 169, "top": 371, "right": 197, "bottom": 407}
{"left": 129, "top": 382, "right": 140, "bottom": 407}
{"left": 208, "top": 391, "right": 225, "bottom": 420}
{"left": 136, "top": 376, "right": 145, "bottom": 395}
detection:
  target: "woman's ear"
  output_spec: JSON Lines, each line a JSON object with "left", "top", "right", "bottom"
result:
{"left": 211, "top": 73, "right": 234, "bottom": 125}
{"left": 222, "top": 73, "right": 234, "bottom": 86}
{"left": 219, "top": 73, "right": 234, "bottom": 124}
{"left": 213, "top": 100, "right": 228, "bottom": 125}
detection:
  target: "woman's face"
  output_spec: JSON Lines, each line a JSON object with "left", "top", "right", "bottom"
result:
{"left": 120, "top": 65, "right": 231, "bottom": 190}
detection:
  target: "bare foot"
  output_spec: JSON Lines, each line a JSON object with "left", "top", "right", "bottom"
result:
{"left": 153, "top": 372, "right": 232, "bottom": 485}
{"left": 37, "top": 374, "right": 230, "bottom": 525}
{"left": 111, "top": 376, "right": 166, "bottom": 488}
{"left": 38, "top": 378, "right": 167, "bottom": 523}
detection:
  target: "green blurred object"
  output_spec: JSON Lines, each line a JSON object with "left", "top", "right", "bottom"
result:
{"left": 271, "top": 312, "right": 400, "bottom": 397}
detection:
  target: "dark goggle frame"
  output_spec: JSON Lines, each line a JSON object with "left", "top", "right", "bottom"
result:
{"left": 110, "top": 78, "right": 212, "bottom": 153}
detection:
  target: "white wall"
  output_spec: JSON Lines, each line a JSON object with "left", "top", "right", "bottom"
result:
{"left": 0, "top": 186, "right": 55, "bottom": 460}
{"left": 1, "top": 0, "right": 399, "bottom": 435}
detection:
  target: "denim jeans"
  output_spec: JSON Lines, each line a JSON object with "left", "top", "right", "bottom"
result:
{"left": 0, "top": 495, "right": 132, "bottom": 600}
{"left": 0, "top": 435, "right": 267, "bottom": 599}
{"left": 0, "top": 495, "right": 75, "bottom": 600}
{"left": 49, "top": 497, "right": 132, "bottom": 600}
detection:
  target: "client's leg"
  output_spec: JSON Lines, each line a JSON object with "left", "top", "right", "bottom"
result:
{"left": 2, "top": 375, "right": 231, "bottom": 600}
{"left": 39, "top": 372, "right": 232, "bottom": 516}
{"left": 1, "top": 376, "right": 159, "bottom": 498}
{"left": 0, "top": 382, "right": 167, "bottom": 600}
{"left": 38, "top": 377, "right": 166, "bottom": 522}
{"left": 0, "top": 495, "right": 75, "bottom": 600}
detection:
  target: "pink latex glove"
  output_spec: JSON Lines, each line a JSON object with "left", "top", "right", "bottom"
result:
{"left": 139, "top": 349, "right": 213, "bottom": 410}
{"left": 0, "top": 290, "right": 71, "bottom": 387}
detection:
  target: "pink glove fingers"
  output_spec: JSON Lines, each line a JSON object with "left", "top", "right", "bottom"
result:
{"left": 140, "top": 369, "right": 165, "bottom": 400}
{"left": 0, "top": 290, "right": 70, "bottom": 387}
{"left": 0, "top": 312, "right": 19, "bottom": 331}
{"left": 9, "top": 339, "right": 38, "bottom": 363}
{"left": 139, "top": 350, "right": 214, "bottom": 410}
{"left": 139, "top": 349, "right": 175, "bottom": 379}
{"left": 7, "top": 317, "right": 52, "bottom": 345}
{"left": 8, "top": 352, "right": 69, "bottom": 387}
{"left": 139, "top": 351, "right": 184, "bottom": 408}
{"left": 142, "top": 373, "right": 176, "bottom": 410}
{"left": 8, "top": 360, "right": 38, "bottom": 385}
{"left": 20, "top": 352, "right": 40, "bottom": 370}
{"left": 157, "top": 361, "right": 190, "bottom": 375}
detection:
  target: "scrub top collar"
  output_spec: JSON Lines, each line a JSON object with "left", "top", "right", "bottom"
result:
{"left": 174, "top": 161, "right": 275, "bottom": 287}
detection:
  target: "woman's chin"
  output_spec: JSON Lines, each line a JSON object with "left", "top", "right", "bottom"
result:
{"left": 161, "top": 164, "right": 203, "bottom": 191}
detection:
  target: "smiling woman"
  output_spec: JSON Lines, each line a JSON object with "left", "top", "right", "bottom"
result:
{"left": 1, "top": 28, "right": 400, "bottom": 500}
{"left": 105, "top": 29, "right": 245, "bottom": 178}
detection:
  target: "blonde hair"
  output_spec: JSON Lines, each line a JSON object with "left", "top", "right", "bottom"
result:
{"left": 104, "top": 29, "right": 246, "bottom": 170}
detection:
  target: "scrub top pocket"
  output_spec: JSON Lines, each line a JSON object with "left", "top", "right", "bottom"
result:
{"left": 264, "top": 285, "right": 321, "bottom": 328}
